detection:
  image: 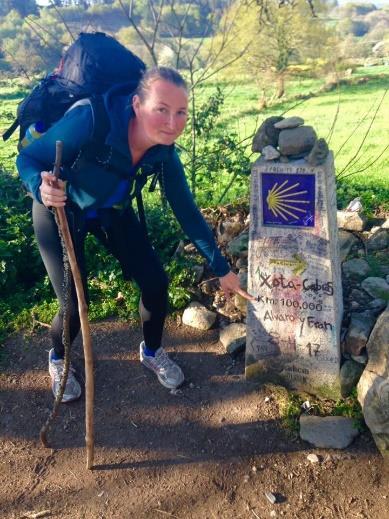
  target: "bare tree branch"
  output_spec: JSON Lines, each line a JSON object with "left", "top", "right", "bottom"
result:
{"left": 326, "top": 84, "right": 341, "bottom": 145}
{"left": 337, "top": 89, "right": 388, "bottom": 178}
{"left": 117, "top": 0, "right": 158, "bottom": 65}
{"left": 24, "top": 18, "right": 59, "bottom": 55}
{"left": 49, "top": 0, "right": 75, "bottom": 42}
{"left": 2, "top": 48, "right": 32, "bottom": 80}
{"left": 149, "top": 0, "right": 165, "bottom": 55}
{"left": 280, "top": 95, "right": 310, "bottom": 116}
{"left": 25, "top": 16, "right": 63, "bottom": 46}
{"left": 337, "top": 143, "right": 389, "bottom": 180}
{"left": 334, "top": 96, "right": 377, "bottom": 159}
{"left": 195, "top": 42, "right": 251, "bottom": 87}
{"left": 161, "top": 0, "right": 192, "bottom": 68}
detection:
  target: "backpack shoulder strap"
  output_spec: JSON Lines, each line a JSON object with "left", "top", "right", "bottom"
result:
{"left": 89, "top": 95, "right": 111, "bottom": 145}
{"left": 2, "top": 118, "right": 19, "bottom": 142}
{"left": 65, "top": 95, "right": 110, "bottom": 146}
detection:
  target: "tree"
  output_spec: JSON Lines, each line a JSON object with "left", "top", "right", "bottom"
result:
{"left": 0, "top": 8, "right": 66, "bottom": 76}
{"left": 338, "top": 2, "right": 376, "bottom": 18}
{"left": 0, "top": 0, "right": 38, "bottom": 17}
{"left": 215, "top": 0, "right": 332, "bottom": 101}
{"left": 339, "top": 18, "right": 370, "bottom": 37}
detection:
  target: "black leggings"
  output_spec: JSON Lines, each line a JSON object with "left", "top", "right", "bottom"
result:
{"left": 32, "top": 200, "right": 169, "bottom": 357}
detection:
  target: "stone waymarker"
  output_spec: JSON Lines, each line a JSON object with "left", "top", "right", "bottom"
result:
{"left": 245, "top": 153, "right": 343, "bottom": 399}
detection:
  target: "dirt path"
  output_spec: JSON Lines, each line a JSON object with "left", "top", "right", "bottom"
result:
{"left": 0, "top": 319, "right": 388, "bottom": 519}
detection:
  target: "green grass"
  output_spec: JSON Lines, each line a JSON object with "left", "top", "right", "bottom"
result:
{"left": 198, "top": 68, "right": 389, "bottom": 213}
{"left": 0, "top": 80, "right": 27, "bottom": 174}
{"left": 1, "top": 67, "right": 389, "bottom": 212}
{"left": 271, "top": 385, "right": 365, "bottom": 434}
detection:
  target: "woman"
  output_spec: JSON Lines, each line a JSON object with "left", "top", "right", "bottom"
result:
{"left": 17, "top": 67, "right": 253, "bottom": 402}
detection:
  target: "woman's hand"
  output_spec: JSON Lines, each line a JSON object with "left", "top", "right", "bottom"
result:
{"left": 219, "top": 271, "right": 255, "bottom": 301}
{"left": 40, "top": 171, "right": 67, "bottom": 208}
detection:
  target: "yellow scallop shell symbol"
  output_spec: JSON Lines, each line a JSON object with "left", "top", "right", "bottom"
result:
{"left": 266, "top": 180, "right": 310, "bottom": 221}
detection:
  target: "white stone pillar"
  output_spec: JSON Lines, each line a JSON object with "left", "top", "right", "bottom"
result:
{"left": 245, "top": 153, "right": 343, "bottom": 399}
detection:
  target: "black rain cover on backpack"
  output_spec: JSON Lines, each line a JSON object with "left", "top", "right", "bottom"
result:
{"left": 57, "top": 32, "right": 145, "bottom": 95}
{"left": 3, "top": 32, "right": 146, "bottom": 142}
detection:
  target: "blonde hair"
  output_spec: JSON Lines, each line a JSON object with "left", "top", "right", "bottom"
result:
{"left": 135, "top": 66, "right": 187, "bottom": 101}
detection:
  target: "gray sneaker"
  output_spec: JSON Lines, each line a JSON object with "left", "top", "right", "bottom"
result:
{"left": 48, "top": 349, "right": 82, "bottom": 403}
{"left": 140, "top": 342, "right": 184, "bottom": 389}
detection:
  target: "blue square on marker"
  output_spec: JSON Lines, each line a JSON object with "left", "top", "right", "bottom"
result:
{"left": 261, "top": 173, "right": 315, "bottom": 227}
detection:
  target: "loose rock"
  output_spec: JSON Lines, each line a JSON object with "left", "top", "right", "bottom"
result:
{"left": 367, "top": 229, "right": 388, "bottom": 251}
{"left": 174, "top": 240, "right": 185, "bottom": 257}
{"left": 361, "top": 277, "right": 389, "bottom": 299}
{"left": 217, "top": 217, "right": 243, "bottom": 246}
{"left": 340, "top": 360, "right": 365, "bottom": 397}
{"left": 278, "top": 126, "right": 317, "bottom": 156}
{"left": 261, "top": 145, "right": 280, "bottom": 161}
{"left": 219, "top": 323, "right": 246, "bottom": 356}
{"left": 236, "top": 257, "right": 248, "bottom": 269}
{"left": 252, "top": 116, "right": 284, "bottom": 152}
{"left": 337, "top": 210, "right": 367, "bottom": 232}
{"left": 362, "top": 303, "right": 389, "bottom": 378}
{"left": 307, "top": 453, "right": 320, "bottom": 464}
{"left": 342, "top": 258, "right": 370, "bottom": 279}
{"left": 358, "top": 349, "right": 389, "bottom": 458}
{"left": 306, "top": 138, "right": 329, "bottom": 166}
{"left": 369, "top": 298, "right": 387, "bottom": 312}
{"left": 299, "top": 415, "right": 360, "bottom": 449}
{"left": 274, "top": 116, "right": 304, "bottom": 129}
{"left": 338, "top": 230, "right": 359, "bottom": 262}
{"left": 349, "top": 288, "right": 369, "bottom": 305}
{"left": 344, "top": 311, "right": 376, "bottom": 355}
{"left": 351, "top": 354, "right": 368, "bottom": 365}
{"left": 381, "top": 266, "right": 389, "bottom": 277}
{"left": 227, "top": 231, "right": 249, "bottom": 257}
{"left": 345, "top": 197, "right": 363, "bottom": 212}
{"left": 182, "top": 302, "right": 217, "bottom": 330}
{"left": 234, "top": 293, "right": 248, "bottom": 316}
{"left": 265, "top": 491, "right": 277, "bottom": 504}
{"left": 200, "top": 278, "right": 218, "bottom": 296}
{"left": 382, "top": 218, "right": 389, "bottom": 229}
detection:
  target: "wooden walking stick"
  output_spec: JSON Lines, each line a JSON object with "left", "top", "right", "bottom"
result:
{"left": 40, "top": 141, "right": 95, "bottom": 470}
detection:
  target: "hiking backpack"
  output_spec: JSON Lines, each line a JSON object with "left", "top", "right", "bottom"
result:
{"left": 3, "top": 32, "right": 146, "bottom": 143}
{"left": 4, "top": 32, "right": 163, "bottom": 232}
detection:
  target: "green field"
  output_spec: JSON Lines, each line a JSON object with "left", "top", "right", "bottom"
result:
{"left": 2, "top": 68, "right": 388, "bottom": 213}
{"left": 201, "top": 71, "right": 389, "bottom": 213}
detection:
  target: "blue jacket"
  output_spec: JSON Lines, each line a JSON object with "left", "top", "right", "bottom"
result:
{"left": 16, "top": 90, "right": 230, "bottom": 277}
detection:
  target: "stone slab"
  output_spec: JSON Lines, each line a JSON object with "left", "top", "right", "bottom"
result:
{"left": 299, "top": 415, "right": 359, "bottom": 449}
{"left": 245, "top": 154, "right": 342, "bottom": 399}
{"left": 220, "top": 323, "right": 247, "bottom": 356}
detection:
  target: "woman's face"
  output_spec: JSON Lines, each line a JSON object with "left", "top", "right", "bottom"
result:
{"left": 132, "top": 79, "right": 188, "bottom": 147}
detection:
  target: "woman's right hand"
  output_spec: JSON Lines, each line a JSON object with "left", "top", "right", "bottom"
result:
{"left": 40, "top": 171, "right": 67, "bottom": 208}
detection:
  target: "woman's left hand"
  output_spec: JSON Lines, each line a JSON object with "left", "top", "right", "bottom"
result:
{"left": 219, "top": 271, "right": 255, "bottom": 301}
